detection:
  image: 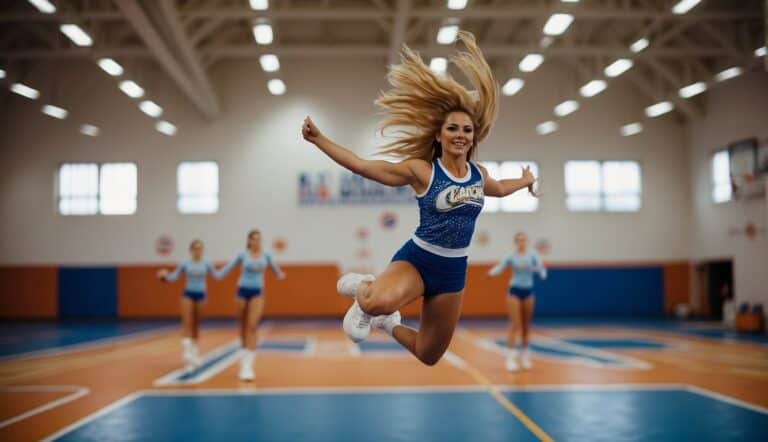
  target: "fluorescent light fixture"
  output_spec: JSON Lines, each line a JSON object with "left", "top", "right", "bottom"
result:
{"left": 502, "top": 78, "right": 524, "bottom": 96}
{"left": 620, "top": 122, "right": 643, "bottom": 137}
{"left": 756, "top": 46, "right": 767, "bottom": 57}
{"left": 644, "top": 101, "right": 674, "bottom": 118}
{"left": 10, "top": 82, "right": 40, "bottom": 99}
{"left": 715, "top": 66, "right": 742, "bottom": 82}
{"left": 536, "top": 121, "right": 558, "bottom": 135}
{"left": 60, "top": 24, "right": 93, "bottom": 47}
{"left": 630, "top": 37, "right": 649, "bottom": 53}
{"left": 252, "top": 24, "right": 274, "bottom": 45}
{"left": 561, "top": 0, "right": 580, "bottom": 2}
{"left": 436, "top": 25, "right": 459, "bottom": 45}
{"left": 42, "top": 104, "right": 68, "bottom": 119}
{"left": 519, "top": 53, "right": 544, "bottom": 72}
{"left": 156, "top": 121, "right": 177, "bottom": 136}
{"left": 267, "top": 78, "right": 286, "bottom": 95}
{"left": 249, "top": 0, "right": 269, "bottom": 10}
{"left": 554, "top": 100, "right": 579, "bottom": 117}
{"left": 139, "top": 100, "right": 163, "bottom": 118}
{"left": 579, "top": 80, "right": 607, "bottom": 97}
{"left": 97, "top": 58, "right": 124, "bottom": 76}
{"left": 540, "top": 36, "right": 554, "bottom": 48}
{"left": 28, "top": 0, "right": 56, "bottom": 13}
{"left": 259, "top": 54, "right": 280, "bottom": 72}
{"left": 672, "top": 0, "right": 701, "bottom": 14}
{"left": 543, "top": 13, "right": 574, "bottom": 36}
{"left": 678, "top": 81, "right": 707, "bottom": 98}
{"left": 429, "top": 57, "right": 447, "bottom": 74}
{"left": 0, "top": 68, "right": 5, "bottom": 79}
{"left": 604, "top": 59, "right": 633, "bottom": 77}
{"left": 80, "top": 124, "right": 100, "bottom": 137}
{"left": 118, "top": 80, "right": 144, "bottom": 98}
{"left": 447, "top": 0, "right": 468, "bottom": 9}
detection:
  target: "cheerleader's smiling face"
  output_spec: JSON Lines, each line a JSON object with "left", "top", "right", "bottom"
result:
{"left": 437, "top": 111, "right": 475, "bottom": 157}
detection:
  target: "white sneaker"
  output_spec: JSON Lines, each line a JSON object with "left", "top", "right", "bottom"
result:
{"left": 239, "top": 362, "right": 255, "bottom": 381}
{"left": 521, "top": 353, "right": 533, "bottom": 370}
{"left": 342, "top": 300, "right": 372, "bottom": 343}
{"left": 371, "top": 311, "right": 401, "bottom": 336}
{"left": 505, "top": 354, "right": 519, "bottom": 372}
{"left": 181, "top": 338, "right": 193, "bottom": 363}
{"left": 336, "top": 273, "right": 375, "bottom": 298}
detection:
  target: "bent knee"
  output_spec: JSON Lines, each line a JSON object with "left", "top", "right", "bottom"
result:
{"left": 358, "top": 286, "right": 405, "bottom": 315}
{"left": 418, "top": 353, "right": 443, "bottom": 366}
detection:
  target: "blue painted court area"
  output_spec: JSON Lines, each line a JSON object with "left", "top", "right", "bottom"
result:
{"left": 259, "top": 340, "right": 307, "bottom": 352}
{"left": 493, "top": 339, "right": 645, "bottom": 367}
{"left": 563, "top": 338, "right": 669, "bottom": 349}
{"left": 0, "top": 320, "right": 172, "bottom": 359}
{"left": 175, "top": 344, "right": 240, "bottom": 382}
{"left": 503, "top": 388, "right": 768, "bottom": 442}
{"left": 51, "top": 388, "right": 768, "bottom": 442}
{"left": 678, "top": 328, "right": 768, "bottom": 345}
{"left": 52, "top": 390, "right": 539, "bottom": 442}
{"left": 357, "top": 341, "right": 404, "bottom": 352}
{"left": 462, "top": 316, "right": 768, "bottom": 346}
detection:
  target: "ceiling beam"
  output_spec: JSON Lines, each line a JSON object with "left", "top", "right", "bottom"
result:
{"left": 389, "top": 0, "right": 411, "bottom": 66}
{"left": 155, "top": 1, "right": 220, "bottom": 117}
{"left": 642, "top": 58, "right": 701, "bottom": 119}
{"left": 113, "top": 0, "right": 219, "bottom": 119}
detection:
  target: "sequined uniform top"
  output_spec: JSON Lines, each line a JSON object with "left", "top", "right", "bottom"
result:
{"left": 412, "top": 158, "right": 484, "bottom": 257}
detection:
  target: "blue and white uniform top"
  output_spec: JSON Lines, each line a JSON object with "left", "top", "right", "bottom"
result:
{"left": 489, "top": 251, "right": 547, "bottom": 289}
{"left": 163, "top": 260, "right": 217, "bottom": 293}
{"left": 216, "top": 251, "right": 282, "bottom": 290}
{"left": 412, "top": 158, "right": 485, "bottom": 258}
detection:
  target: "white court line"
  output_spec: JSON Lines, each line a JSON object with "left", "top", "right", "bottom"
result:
{"left": 189, "top": 349, "right": 241, "bottom": 385}
{"left": 0, "top": 386, "right": 90, "bottom": 430}
{"left": 443, "top": 351, "right": 468, "bottom": 370}
{"left": 0, "top": 326, "right": 176, "bottom": 362}
{"left": 42, "top": 392, "right": 141, "bottom": 442}
{"left": 153, "top": 341, "right": 240, "bottom": 387}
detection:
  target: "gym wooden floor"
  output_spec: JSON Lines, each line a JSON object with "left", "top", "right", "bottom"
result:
{"left": 1, "top": 319, "right": 767, "bottom": 441}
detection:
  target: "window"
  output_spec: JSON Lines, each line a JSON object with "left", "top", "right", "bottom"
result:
{"left": 479, "top": 161, "right": 500, "bottom": 213}
{"left": 499, "top": 161, "right": 540, "bottom": 212}
{"left": 99, "top": 163, "right": 138, "bottom": 214}
{"left": 602, "top": 161, "right": 642, "bottom": 211}
{"left": 58, "top": 163, "right": 137, "bottom": 215}
{"left": 479, "top": 161, "right": 540, "bottom": 213}
{"left": 178, "top": 161, "right": 219, "bottom": 214}
{"left": 565, "top": 160, "right": 641, "bottom": 212}
{"left": 711, "top": 149, "right": 732, "bottom": 203}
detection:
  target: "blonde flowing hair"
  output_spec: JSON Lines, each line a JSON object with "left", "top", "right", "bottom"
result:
{"left": 375, "top": 31, "right": 499, "bottom": 162}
